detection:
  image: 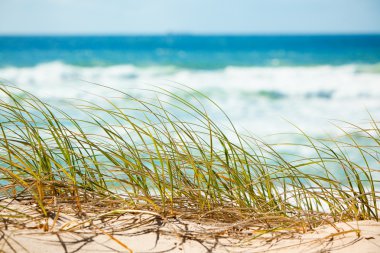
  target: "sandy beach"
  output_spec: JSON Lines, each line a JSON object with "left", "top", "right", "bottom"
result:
{"left": 2, "top": 218, "right": 380, "bottom": 253}
{"left": 1, "top": 199, "right": 380, "bottom": 253}
{"left": 1, "top": 1, "right": 380, "bottom": 253}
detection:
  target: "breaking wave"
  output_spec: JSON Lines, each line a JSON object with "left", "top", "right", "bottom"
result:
{"left": 1, "top": 61, "right": 379, "bottom": 137}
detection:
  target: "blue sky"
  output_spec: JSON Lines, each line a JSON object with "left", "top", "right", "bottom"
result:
{"left": 0, "top": 0, "right": 379, "bottom": 34}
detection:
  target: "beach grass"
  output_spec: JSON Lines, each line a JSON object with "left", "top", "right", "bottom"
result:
{"left": 0, "top": 83, "right": 379, "bottom": 236}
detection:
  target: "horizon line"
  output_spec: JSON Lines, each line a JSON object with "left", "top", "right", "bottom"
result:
{"left": 1, "top": 32, "right": 380, "bottom": 37}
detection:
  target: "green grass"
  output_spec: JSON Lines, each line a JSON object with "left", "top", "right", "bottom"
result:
{"left": 0, "top": 83, "right": 379, "bottom": 234}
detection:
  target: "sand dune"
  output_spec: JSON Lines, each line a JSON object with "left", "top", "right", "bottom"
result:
{"left": 1, "top": 200, "right": 379, "bottom": 253}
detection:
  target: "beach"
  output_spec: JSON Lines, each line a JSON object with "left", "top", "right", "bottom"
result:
{"left": 1, "top": 35, "right": 380, "bottom": 252}
{"left": 1, "top": 199, "right": 380, "bottom": 253}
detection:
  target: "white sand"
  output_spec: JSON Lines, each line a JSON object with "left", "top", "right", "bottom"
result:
{"left": 1, "top": 199, "right": 380, "bottom": 253}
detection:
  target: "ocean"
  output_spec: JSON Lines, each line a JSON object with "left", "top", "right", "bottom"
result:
{"left": 0, "top": 35, "right": 379, "bottom": 141}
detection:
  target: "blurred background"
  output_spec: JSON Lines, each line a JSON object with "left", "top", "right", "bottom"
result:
{"left": 0, "top": 0, "right": 379, "bottom": 140}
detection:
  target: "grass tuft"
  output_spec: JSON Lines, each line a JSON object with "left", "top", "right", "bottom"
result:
{"left": 0, "top": 84, "right": 379, "bottom": 236}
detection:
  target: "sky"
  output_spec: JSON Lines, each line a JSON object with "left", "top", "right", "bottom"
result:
{"left": 0, "top": 0, "right": 379, "bottom": 35}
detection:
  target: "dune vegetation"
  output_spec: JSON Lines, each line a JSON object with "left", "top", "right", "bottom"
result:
{"left": 0, "top": 84, "right": 379, "bottom": 237}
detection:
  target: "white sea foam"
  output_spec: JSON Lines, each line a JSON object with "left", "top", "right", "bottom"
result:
{"left": 0, "top": 61, "right": 379, "bottom": 138}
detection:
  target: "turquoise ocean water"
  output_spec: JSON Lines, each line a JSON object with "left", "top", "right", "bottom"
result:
{"left": 0, "top": 35, "right": 379, "bottom": 139}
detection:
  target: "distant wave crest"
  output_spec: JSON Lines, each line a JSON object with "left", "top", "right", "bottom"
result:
{"left": 0, "top": 61, "right": 379, "bottom": 100}
{"left": 1, "top": 61, "right": 380, "bottom": 137}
